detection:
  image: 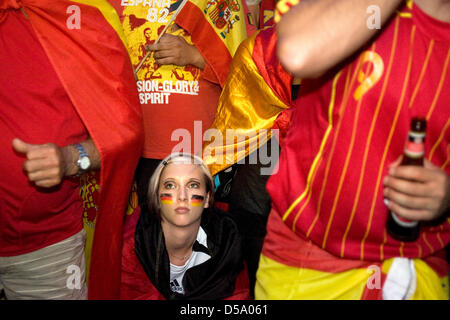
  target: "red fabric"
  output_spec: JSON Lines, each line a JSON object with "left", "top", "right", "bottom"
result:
{"left": 120, "top": 206, "right": 250, "bottom": 300}
{"left": 240, "top": 0, "right": 257, "bottom": 38}
{"left": 262, "top": 208, "right": 375, "bottom": 273}
{"left": 0, "top": 0, "right": 21, "bottom": 11}
{"left": 252, "top": 28, "right": 293, "bottom": 108}
{"left": 259, "top": 0, "right": 276, "bottom": 28}
{"left": 265, "top": 3, "right": 450, "bottom": 262}
{"left": 272, "top": 109, "right": 292, "bottom": 148}
{"left": 120, "top": 208, "right": 164, "bottom": 300}
{"left": 214, "top": 201, "right": 229, "bottom": 212}
{"left": 16, "top": 0, "right": 144, "bottom": 299}
{"left": 360, "top": 272, "right": 387, "bottom": 300}
{"left": 139, "top": 82, "right": 220, "bottom": 159}
{"left": 251, "top": 27, "right": 293, "bottom": 146}
{"left": 0, "top": 11, "right": 87, "bottom": 256}
{"left": 421, "top": 250, "right": 450, "bottom": 278}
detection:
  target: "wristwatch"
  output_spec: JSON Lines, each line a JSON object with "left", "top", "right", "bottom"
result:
{"left": 73, "top": 143, "right": 91, "bottom": 174}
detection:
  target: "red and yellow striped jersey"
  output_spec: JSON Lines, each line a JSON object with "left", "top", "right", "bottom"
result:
{"left": 266, "top": 2, "right": 450, "bottom": 262}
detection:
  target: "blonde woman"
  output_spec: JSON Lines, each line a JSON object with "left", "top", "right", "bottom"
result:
{"left": 120, "top": 153, "right": 250, "bottom": 300}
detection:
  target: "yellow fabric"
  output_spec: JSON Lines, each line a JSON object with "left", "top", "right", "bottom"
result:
{"left": 274, "top": 0, "right": 300, "bottom": 23}
{"left": 80, "top": 172, "right": 101, "bottom": 285}
{"left": 255, "top": 255, "right": 368, "bottom": 300}
{"left": 412, "top": 259, "right": 448, "bottom": 300}
{"left": 82, "top": 222, "right": 94, "bottom": 286}
{"left": 255, "top": 254, "right": 449, "bottom": 300}
{"left": 202, "top": 31, "right": 290, "bottom": 176}
{"left": 81, "top": 177, "right": 138, "bottom": 285}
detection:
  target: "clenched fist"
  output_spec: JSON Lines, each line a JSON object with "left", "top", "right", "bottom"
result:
{"left": 12, "top": 138, "right": 77, "bottom": 188}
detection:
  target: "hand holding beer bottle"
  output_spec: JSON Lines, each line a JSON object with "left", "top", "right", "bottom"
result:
{"left": 384, "top": 117, "right": 450, "bottom": 241}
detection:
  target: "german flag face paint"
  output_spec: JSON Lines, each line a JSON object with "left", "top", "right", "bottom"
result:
{"left": 160, "top": 193, "right": 173, "bottom": 205}
{"left": 191, "top": 194, "right": 204, "bottom": 207}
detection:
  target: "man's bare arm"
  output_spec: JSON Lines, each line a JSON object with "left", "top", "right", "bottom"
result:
{"left": 414, "top": 0, "right": 450, "bottom": 23}
{"left": 276, "top": 0, "right": 403, "bottom": 78}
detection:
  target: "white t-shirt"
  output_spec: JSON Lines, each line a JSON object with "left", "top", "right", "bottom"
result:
{"left": 169, "top": 227, "right": 211, "bottom": 295}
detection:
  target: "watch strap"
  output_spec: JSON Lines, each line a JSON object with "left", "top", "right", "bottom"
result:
{"left": 74, "top": 143, "right": 88, "bottom": 158}
{"left": 73, "top": 143, "right": 90, "bottom": 175}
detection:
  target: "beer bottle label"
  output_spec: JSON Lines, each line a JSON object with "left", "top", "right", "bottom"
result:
{"left": 404, "top": 131, "right": 425, "bottom": 159}
{"left": 391, "top": 212, "right": 418, "bottom": 228}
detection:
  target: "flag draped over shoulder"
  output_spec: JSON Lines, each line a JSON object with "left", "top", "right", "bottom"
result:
{"left": 203, "top": 27, "right": 293, "bottom": 176}
{"left": 16, "top": 0, "right": 143, "bottom": 299}
{"left": 176, "top": 0, "right": 250, "bottom": 86}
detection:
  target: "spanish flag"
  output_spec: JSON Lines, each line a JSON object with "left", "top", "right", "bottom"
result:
{"left": 16, "top": 0, "right": 143, "bottom": 299}
{"left": 203, "top": 27, "right": 293, "bottom": 176}
{"left": 176, "top": 0, "right": 251, "bottom": 86}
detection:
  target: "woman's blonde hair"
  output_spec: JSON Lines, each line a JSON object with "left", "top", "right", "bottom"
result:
{"left": 147, "top": 153, "right": 215, "bottom": 216}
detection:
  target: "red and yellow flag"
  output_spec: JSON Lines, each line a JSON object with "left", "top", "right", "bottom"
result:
{"left": 203, "top": 27, "right": 293, "bottom": 176}
{"left": 176, "top": 0, "right": 251, "bottom": 86}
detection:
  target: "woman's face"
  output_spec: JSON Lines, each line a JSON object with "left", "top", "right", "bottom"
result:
{"left": 158, "top": 163, "right": 210, "bottom": 228}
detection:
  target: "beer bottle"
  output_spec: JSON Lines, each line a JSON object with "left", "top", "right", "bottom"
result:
{"left": 386, "top": 117, "right": 426, "bottom": 242}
